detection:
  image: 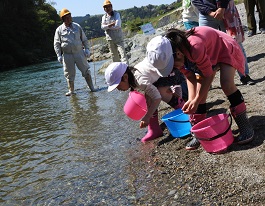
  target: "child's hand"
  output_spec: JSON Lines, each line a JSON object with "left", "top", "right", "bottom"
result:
{"left": 182, "top": 100, "right": 198, "bottom": 114}
{"left": 140, "top": 117, "right": 150, "bottom": 128}
{"left": 140, "top": 121, "right": 147, "bottom": 128}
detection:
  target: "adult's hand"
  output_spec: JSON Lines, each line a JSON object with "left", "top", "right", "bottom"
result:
{"left": 84, "top": 49, "right": 90, "bottom": 58}
{"left": 58, "top": 56, "right": 63, "bottom": 64}
{"left": 214, "top": 8, "right": 225, "bottom": 20}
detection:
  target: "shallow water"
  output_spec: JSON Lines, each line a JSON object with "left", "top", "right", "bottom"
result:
{"left": 0, "top": 61, "right": 150, "bottom": 205}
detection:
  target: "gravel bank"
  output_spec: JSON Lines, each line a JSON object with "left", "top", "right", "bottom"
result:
{"left": 128, "top": 3, "right": 265, "bottom": 205}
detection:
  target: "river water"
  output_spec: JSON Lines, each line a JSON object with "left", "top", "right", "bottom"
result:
{"left": 0, "top": 61, "right": 154, "bottom": 205}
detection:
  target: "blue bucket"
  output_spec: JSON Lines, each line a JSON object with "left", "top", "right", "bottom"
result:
{"left": 161, "top": 109, "right": 191, "bottom": 138}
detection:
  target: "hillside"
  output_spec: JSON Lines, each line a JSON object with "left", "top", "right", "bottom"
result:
{"left": 73, "top": 2, "right": 181, "bottom": 40}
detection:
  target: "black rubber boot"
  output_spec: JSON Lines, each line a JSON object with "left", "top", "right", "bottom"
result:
{"left": 230, "top": 102, "right": 254, "bottom": 144}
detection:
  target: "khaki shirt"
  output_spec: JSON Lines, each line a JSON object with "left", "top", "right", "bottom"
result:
{"left": 54, "top": 22, "right": 89, "bottom": 57}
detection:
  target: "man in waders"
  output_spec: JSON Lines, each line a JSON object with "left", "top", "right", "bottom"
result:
{"left": 54, "top": 8, "right": 97, "bottom": 96}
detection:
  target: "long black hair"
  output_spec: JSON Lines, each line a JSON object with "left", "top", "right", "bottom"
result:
{"left": 121, "top": 67, "right": 137, "bottom": 91}
{"left": 165, "top": 28, "right": 195, "bottom": 57}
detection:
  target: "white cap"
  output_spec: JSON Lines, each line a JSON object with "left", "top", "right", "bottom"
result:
{"left": 146, "top": 35, "right": 174, "bottom": 77}
{"left": 105, "top": 62, "right": 128, "bottom": 92}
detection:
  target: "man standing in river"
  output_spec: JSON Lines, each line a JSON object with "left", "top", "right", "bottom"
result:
{"left": 54, "top": 8, "right": 97, "bottom": 96}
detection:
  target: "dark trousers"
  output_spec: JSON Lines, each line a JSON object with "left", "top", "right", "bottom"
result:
{"left": 244, "top": 0, "right": 265, "bottom": 31}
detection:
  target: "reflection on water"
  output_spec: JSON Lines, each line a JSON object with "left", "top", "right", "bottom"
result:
{"left": 0, "top": 61, "right": 150, "bottom": 205}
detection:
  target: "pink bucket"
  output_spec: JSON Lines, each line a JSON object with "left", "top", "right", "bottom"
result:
{"left": 123, "top": 91, "right": 147, "bottom": 121}
{"left": 190, "top": 113, "right": 234, "bottom": 153}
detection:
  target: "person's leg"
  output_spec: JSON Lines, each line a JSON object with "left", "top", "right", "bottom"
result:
{"left": 220, "top": 63, "right": 254, "bottom": 144}
{"left": 237, "top": 43, "right": 249, "bottom": 77}
{"left": 107, "top": 40, "right": 120, "bottom": 62}
{"left": 141, "top": 109, "right": 164, "bottom": 143}
{"left": 185, "top": 93, "right": 208, "bottom": 150}
{"left": 183, "top": 21, "right": 199, "bottom": 30}
{"left": 228, "top": 91, "right": 255, "bottom": 144}
{"left": 185, "top": 104, "right": 207, "bottom": 150}
{"left": 141, "top": 94, "right": 163, "bottom": 143}
{"left": 141, "top": 85, "right": 187, "bottom": 143}
{"left": 116, "top": 40, "right": 128, "bottom": 64}
{"left": 219, "top": 63, "right": 238, "bottom": 96}
{"left": 63, "top": 53, "right": 76, "bottom": 96}
{"left": 74, "top": 51, "right": 97, "bottom": 92}
{"left": 257, "top": 0, "right": 265, "bottom": 32}
{"left": 237, "top": 43, "right": 255, "bottom": 85}
{"left": 244, "top": 0, "right": 257, "bottom": 35}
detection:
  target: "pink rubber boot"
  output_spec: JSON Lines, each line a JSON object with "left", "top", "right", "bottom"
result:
{"left": 230, "top": 102, "right": 254, "bottom": 144}
{"left": 141, "top": 111, "right": 163, "bottom": 143}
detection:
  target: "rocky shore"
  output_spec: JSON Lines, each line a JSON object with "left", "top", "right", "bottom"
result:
{"left": 130, "top": 27, "right": 265, "bottom": 204}
{"left": 94, "top": 3, "right": 265, "bottom": 205}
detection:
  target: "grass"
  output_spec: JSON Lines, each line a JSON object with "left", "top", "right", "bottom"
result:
{"left": 235, "top": 0, "right": 244, "bottom": 4}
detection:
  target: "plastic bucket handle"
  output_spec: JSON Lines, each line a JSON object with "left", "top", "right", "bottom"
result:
{"left": 195, "top": 113, "right": 233, "bottom": 141}
{"left": 168, "top": 119, "right": 190, "bottom": 123}
{"left": 167, "top": 112, "right": 189, "bottom": 123}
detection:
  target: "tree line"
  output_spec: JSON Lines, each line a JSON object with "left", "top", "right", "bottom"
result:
{"left": 0, "top": 0, "right": 61, "bottom": 71}
{"left": 77, "top": 3, "right": 179, "bottom": 39}
{"left": 0, "top": 0, "right": 179, "bottom": 71}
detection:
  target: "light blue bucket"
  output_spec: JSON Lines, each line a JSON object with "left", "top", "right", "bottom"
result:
{"left": 161, "top": 109, "right": 191, "bottom": 138}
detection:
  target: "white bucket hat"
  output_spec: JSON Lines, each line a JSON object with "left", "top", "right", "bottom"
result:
{"left": 145, "top": 35, "right": 174, "bottom": 77}
{"left": 105, "top": 62, "right": 128, "bottom": 92}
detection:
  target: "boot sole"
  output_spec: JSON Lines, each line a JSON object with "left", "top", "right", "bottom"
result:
{"left": 141, "top": 133, "right": 163, "bottom": 143}
{"left": 237, "top": 132, "right": 254, "bottom": 145}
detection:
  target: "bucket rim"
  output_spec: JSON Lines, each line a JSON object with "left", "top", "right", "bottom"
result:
{"left": 129, "top": 91, "right": 147, "bottom": 112}
{"left": 191, "top": 113, "right": 229, "bottom": 131}
{"left": 191, "top": 113, "right": 232, "bottom": 141}
{"left": 161, "top": 108, "right": 186, "bottom": 121}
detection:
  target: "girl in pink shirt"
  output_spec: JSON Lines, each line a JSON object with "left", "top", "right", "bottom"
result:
{"left": 165, "top": 26, "right": 254, "bottom": 150}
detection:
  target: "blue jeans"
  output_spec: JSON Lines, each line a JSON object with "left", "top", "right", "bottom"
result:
{"left": 199, "top": 14, "right": 249, "bottom": 77}
{"left": 183, "top": 21, "right": 199, "bottom": 30}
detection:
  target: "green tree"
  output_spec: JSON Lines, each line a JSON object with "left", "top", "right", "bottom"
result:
{"left": 0, "top": 0, "right": 60, "bottom": 71}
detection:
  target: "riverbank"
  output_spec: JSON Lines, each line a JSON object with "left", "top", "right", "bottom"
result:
{"left": 130, "top": 31, "right": 265, "bottom": 205}
{"left": 125, "top": 4, "right": 265, "bottom": 205}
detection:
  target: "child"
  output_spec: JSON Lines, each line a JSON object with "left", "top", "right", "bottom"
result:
{"left": 182, "top": 0, "right": 199, "bottom": 30}
{"left": 192, "top": 0, "right": 255, "bottom": 85}
{"left": 165, "top": 26, "right": 254, "bottom": 150}
{"left": 105, "top": 36, "right": 187, "bottom": 143}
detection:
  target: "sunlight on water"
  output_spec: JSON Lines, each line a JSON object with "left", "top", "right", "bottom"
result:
{"left": 0, "top": 61, "right": 149, "bottom": 205}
